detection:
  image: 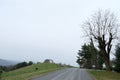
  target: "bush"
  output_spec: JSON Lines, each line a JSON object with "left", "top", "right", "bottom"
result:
{"left": 28, "top": 61, "right": 33, "bottom": 65}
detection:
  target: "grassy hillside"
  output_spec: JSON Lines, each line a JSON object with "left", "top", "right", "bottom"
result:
{"left": 2, "top": 63, "right": 64, "bottom": 80}
{"left": 89, "top": 70, "right": 120, "bottom": 80}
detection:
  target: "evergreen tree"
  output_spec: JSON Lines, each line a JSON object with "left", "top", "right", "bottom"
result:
{"left": 114, "top": 44, "right": 120, "bottom": 72}
{"left": 77, "top": 44, "right": 96, "bottom": 69}
{"left": 77, "top": 43, "right": 104, "bottom": 69}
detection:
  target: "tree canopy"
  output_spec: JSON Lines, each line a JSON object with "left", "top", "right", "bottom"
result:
{"left": 82, "top": 10, "right": 119, "bottom": 71}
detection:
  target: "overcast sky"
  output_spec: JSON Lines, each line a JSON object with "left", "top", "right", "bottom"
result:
{"left": 0, "top": 0, "right": 120, "bottom": 66}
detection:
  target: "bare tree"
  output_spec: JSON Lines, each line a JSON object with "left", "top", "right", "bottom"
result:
{"left": 83, "top": 10, "right": 119, "bottom": 71}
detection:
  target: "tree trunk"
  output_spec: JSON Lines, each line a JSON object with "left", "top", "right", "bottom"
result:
{"left": 104, "top": 55, "right": 111, "bottom": 71}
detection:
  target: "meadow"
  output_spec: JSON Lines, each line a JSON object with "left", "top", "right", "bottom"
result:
{"left": 2, "top": 63, "right": 64, "bottom": 80}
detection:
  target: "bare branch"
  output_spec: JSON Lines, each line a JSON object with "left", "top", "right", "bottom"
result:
{"left": 82, "top": 9, "right": 119, "bottom": 71}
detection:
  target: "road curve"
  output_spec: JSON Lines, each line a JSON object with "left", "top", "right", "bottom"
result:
{"left": 30, "top": 68, "right": 94, "bottom": 80}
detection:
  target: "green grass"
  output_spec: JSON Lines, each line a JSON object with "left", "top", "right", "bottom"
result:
{"left": 89, "top": 70, "right": 120, "bottom": 80}
{"left": 2, "top": 63, "right": 64, "bottom": 80}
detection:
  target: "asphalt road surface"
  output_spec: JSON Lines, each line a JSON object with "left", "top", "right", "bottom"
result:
{"left": 30, "top": 68, "right": 94, "bottom": 80}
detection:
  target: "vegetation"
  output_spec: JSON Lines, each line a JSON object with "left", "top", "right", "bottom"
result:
{"left": 114, "top": 43, "right": 120, "bottom": 72}
{"left": 43, "top": 59, "right": 54, "bottom": 63}
{"left": 14, "top": 62, "right": 29, "bottom": 69}
{"left": 76, "top": 43, "right": 104, "bottom": 69}
{"left": 89, "top": 70, "right": 120, "bottom": 80}
{"left": 77, "top": 44, "right": 94, "bottom": 68}
{"left": 82, "top": 10, "right": 119, "bottom": 71}
{"left": 0, "top": 66, "right": 7, "bottom": 72}
{"left": 1, "top": 63, "right": 64, "bottom": 80}
{"left": 0, "top": 61, "right": 34, "bottom": 72}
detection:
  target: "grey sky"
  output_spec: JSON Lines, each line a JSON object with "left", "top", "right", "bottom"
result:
{"left": 0, "top": 0, "right": 120, "bottom": 66}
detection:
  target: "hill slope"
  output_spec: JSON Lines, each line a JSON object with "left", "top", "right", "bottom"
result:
{"left": 0, "top": 59, "right": 17, "bottom": 66}
{"left": 2, "top": 63, "right": 64, "bottom": 80}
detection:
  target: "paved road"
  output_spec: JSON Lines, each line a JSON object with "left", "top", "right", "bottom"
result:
{"left": 30, "top": 68, "right": 94, "bottom": 80}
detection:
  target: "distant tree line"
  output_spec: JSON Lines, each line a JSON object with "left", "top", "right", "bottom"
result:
{"left": 0, "top": 61, "right": 33, "bottom": 72}
{"left": 13, "top": 61, "right": 33, "bottom": 69}
{"left": 0, "top": 59, "right": 73, "bottom": 72}
{"left": 43, "top": 59, "right": 73, "bottom": 67}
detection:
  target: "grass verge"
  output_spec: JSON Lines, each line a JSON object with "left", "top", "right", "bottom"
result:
{"left": 2, "top": 63, "right": 65, "bottom": 80}
{"left": 89, "top": 69, "right": 120, "bottom": 80}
